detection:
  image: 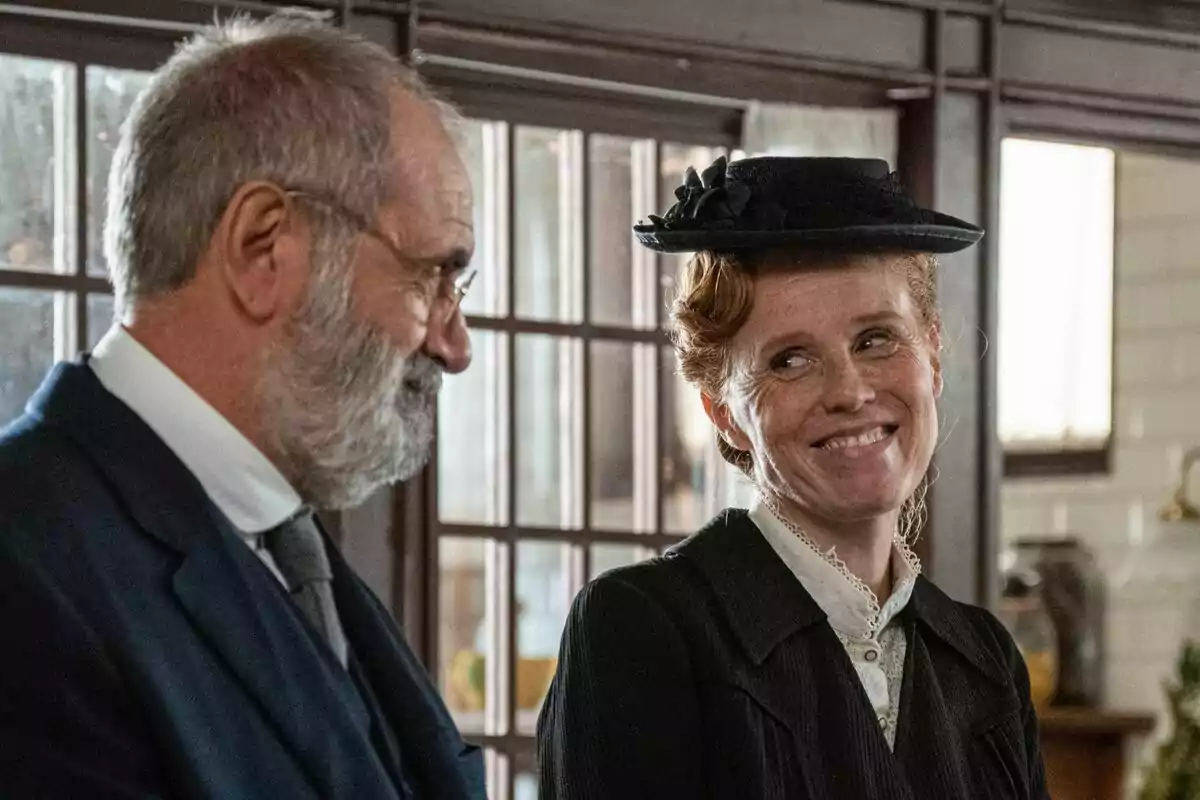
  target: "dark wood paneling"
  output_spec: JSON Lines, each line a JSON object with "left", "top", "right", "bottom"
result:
{"left": 1003, "top": 87, "right": 1200, "bottom": 127}
{"left": 1001, "top": 23, "right": 1200, "bottom": 106}
{"left": 344, "top": 7, "right": 406, "bottom": 50}
{"left": 0, "top": 9, "right": 178, "bottom": 68}
{"left": 1007, "top": 0, "right": 1200, "bottom": 34}
{"left": 422, "top": 61, "right": 742, "bottom": 145}
{"left": 396, "top": 473, "right": 433, "bottom": 664}
{"left": 1, "top": 0, "right": 238, "bottom": 29}
{"left": 1006, "top": 6, "right": 1200, "bottom": 49}
{"left": 423, "top": 0, "right": 928, "bottom": 72}
{"left": 414, "top": 22, "right": 896, "bottom": 109}
{"left": 1005, "top": 448, "right": 1111, "bottom": 478}
{"left": 1002, "top": 101, "right": 1200, "bottom": 154}
{"left": 0, "top": 0, "right": 405, "bottom": 22}
{"left": 944, "top": 13, "right": 983, "bottom": 76}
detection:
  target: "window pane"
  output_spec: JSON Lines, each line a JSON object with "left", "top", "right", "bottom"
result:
{"left": 0, "top": 289, "right": 62, "bottom": 427}
{"left": 0, "top": 55, "right": 74, "bottom": 274}
{"left": 658, "top": 144, "right": 726, "bottom": 315}
{"left": 589, "top": 135, "right": 655, "bottom": 329}
{"left": 439, "top": 536, "right": 493, "bottom": 736}
{"left": 516, "top": 540, "right": 572, "bottom": 734}
{"left": 515, "top": 126, "right": 582, "bottom": 322}
{"left": 87, "top": 293, "right": 115, "bottom": 350}
{"left": 514, "top": 772, "right": 537, "bottom": 800}
{"left": 661, "top": 345, "right": 719, "bottom": 532}
{"left": 439, "top": 330, "right": 507, "bottom": 525}
{"left": 590, "top": 542, "right": 655, "bottom": 581}
{"left": 516, "top": 334, "right": 582, "bottom": 529}
{"left": 461, "top": 119, "right": 507, "bottom": 318}
{"left": 722, "top": 460, "right": 759, "bottom": 509}
{"left": 513, "top": 751, "right": 537, "bottom": 800}
{"left": 998, "top": 138, "right": 1115, "bottom": 449}
{"left": 590, "top": 340, "right": 653, "bottom": 532}
{"left": 86, "top": 66, "right": 152, "bottom": 278}
{"left": 661, "top": 345, "right": 757, "bottom": 532}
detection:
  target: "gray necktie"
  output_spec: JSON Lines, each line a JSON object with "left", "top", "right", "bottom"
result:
{"left": 265, "top": 509, "right": 349, "bottom": 667}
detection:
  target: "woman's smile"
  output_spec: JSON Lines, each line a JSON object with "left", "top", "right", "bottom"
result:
{"left": 812, "top": 423, "right": 898, "bottom": 457}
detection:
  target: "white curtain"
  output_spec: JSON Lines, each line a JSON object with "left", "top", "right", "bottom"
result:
{"left": 741, "top": 101, "right": 898, "bottom": 164}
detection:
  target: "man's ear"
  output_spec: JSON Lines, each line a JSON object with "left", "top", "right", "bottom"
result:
{"left": 214, "top": 181, "right": 300, "bottom": 322}
{"left": 701, "top": 392, "right": 754, "bottom": 453}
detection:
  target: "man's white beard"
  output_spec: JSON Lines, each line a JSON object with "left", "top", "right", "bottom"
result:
{"left": 258, "top": 246, "right": 442, "bottom": 510}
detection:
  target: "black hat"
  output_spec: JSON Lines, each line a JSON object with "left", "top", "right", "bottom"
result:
{"left": 633, "top": 155, "right": 983, "bottom": 255}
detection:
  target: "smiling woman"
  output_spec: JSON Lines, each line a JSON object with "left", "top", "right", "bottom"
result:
{"left": 680, "top": 248, "right": 940, "bottom": 572}
{"left": 536, "top": 156, "right": 1050, "bottom": 800}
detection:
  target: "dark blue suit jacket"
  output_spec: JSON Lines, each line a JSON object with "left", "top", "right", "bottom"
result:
{"left": 0, "top": 362, "right": 485, "bottom": 800}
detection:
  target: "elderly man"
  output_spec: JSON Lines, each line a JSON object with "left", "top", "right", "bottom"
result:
{"left": 0, "top": 16, "right": 482, "bottom": 800}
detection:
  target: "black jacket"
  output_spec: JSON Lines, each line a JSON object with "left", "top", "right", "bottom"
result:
{"left": 537, "top": 509, "right": 1047, "bottom": 800}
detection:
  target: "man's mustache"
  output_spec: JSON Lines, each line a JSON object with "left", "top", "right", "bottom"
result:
{"left": 401, "top": 354, "right": 443, "bottom": 398}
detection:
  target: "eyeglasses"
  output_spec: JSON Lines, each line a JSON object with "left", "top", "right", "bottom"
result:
{"left": 285, "top": 189, "right": 476, "bottom": 311}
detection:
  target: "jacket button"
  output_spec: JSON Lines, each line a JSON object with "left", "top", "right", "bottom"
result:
{"left": 864, "top": 649, "right": 879, "bottom": 663}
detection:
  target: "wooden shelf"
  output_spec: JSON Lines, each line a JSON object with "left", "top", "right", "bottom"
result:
{"left": 1039, "top": 707, "right": 1157, "bottom": 735}
{"left": 1038, "top": 707, "right": 1157, "bottom": 800}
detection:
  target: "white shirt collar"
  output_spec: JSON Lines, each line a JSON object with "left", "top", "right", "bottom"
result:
{"left": 89, "top": 326, "right": 303, "bottom": 536}
{"left": 749, "top": 497, "right": 920, "bottom": 640}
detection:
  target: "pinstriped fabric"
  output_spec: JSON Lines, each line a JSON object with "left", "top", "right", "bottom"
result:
{"left": 537, "top": 509, "right": 1048, "bottom": 800}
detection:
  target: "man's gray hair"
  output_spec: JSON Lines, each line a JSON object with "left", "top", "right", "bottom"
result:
{"left": 104, "top": 14, "right": 461, "bottom": 308}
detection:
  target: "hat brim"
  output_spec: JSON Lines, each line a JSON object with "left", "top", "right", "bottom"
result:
{"left": 633, "top": 223, "right": 983, "bottom": 255}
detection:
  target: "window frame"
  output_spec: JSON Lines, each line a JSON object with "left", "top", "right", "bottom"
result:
{"left": 412, "top": 101, "right": 742, "bottom": 779}
{"left": 0, "top": 19, "right": 177, "bottom": 383}
{"left": 996, "top": 126, "right": 1120, "bottom": 479}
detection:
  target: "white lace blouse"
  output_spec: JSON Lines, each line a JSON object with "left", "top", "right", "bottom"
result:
{"left": 748, "top": 499, "right": 921, "bottom": 749}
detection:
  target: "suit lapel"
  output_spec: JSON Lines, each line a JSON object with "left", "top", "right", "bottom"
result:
{"left": 329, "top": 544, "right": 485, "bottom": 800}
{"left": 892, "top": 579, "right": 1020, "bottom": 797}
{"left": 29, "top": 362, "right": 397, "bottom": 799}
{"left": 672, "top": 510, "right": 913, "bottom": 799}
{"left": 755, "top": 626, "right": 915, "bottom": 799}
{"left": 172, "top": 516, "right": 398, "bottom": 799}
{"left": 892, "top": 614, "right": 975, "bottom": 795}
{"left": 669, "top": 509, "right": 823, "bottom": 665}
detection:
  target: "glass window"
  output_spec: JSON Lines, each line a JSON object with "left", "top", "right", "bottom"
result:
{"left": 0, "top": 55, "right": 74, "bottom": 274}
{"left": 513, "top": 771, "right": 537, "bottom": 800}
{"left": 438, "top": 536, "right": 497, "bottom": 736}
{"left": 438, "top": 329, "right": 507, "bottom": 526}
{"left": 515, "top": 540, "right": 571, "bottom": 734}
{"left": 0, "top": 58, "right": 151, "bottom": 432}
{"left": 87, "top": 293, "right": 115, "bottom": 350}
{"left": 998, "top": 138, "right": 1115, "bottom": 452}
{"left": 0, "top": 289, "right": 66, "bottom": 427}
{"left": 86, "top": 66, "right": 153, "bottom": 278}
{"left": 459, "top": 119, "right": 507, "bottom": 319}
{"left": 590, "top": 542, "right": 655, "bottom": 581}
{"left": 589, "top": 340, "right": 654, "bottom": 532}
{"left": 435, "top": 124, "right": 743, "bottom": 777}
{"left": 589, "top": 135, "right": 657, "bottom": 329}
{"left": 514, "top": 127, "right": 583, "bottom": 323}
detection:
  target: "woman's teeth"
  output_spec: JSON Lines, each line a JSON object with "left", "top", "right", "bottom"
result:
{"left": 821, "top": 427, "right": 888, "bottom": 450}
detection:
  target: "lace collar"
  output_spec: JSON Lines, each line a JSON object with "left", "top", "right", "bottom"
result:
{"left": 748, "top": 497, "right": 921, "bottom": 640}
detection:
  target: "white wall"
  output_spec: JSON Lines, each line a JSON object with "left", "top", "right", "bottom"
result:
{"left": 1000, "top": 150, "right": 1200, "bottom": 791}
